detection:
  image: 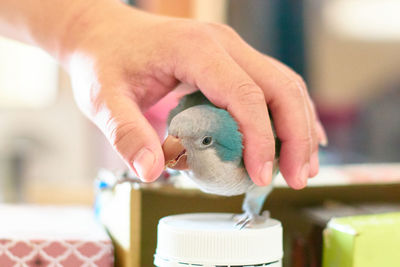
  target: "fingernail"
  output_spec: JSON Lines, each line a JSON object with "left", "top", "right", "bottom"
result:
{"left": 317, "top": 122, "right": 328, "bottom": 147}
{"left": 298, "top": 163, "right": 310, "bottom": 187}
{"left": 133, "top": 147, "right": 155, "bottom": 182}
{"left": 319, "top": 139, "right": 328, "bottom": 147}
{"left": 259, "top": 161, "right": 273, "bottom": 185}
{"left": 309, "top": 151, "right": 319, "bottom": 177}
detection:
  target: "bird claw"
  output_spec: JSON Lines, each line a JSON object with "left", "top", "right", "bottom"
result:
{"left": 237, "top": 216, "right": 252, "bottom": 229}
{"left": 232, "top": 211, "right": 271, "bottom": 229}
{"left": 233, "top": 213, "right": 255, "bottom": 229}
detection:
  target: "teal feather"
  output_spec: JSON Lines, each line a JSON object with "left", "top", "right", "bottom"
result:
{"left": 202, "top": 106, "right": 243, "bottom": 162}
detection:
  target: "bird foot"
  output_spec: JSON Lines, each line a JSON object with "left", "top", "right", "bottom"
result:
{"left": 232, "top": 211, "right": 270, "bottom": 229}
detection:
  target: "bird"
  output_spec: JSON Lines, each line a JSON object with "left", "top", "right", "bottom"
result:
{"left": 162, "top": 91, "right": 280, "bottom": 228}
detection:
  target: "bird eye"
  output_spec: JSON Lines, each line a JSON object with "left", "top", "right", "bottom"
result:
{"left": 202, "top": 136, "right": 213, "bottom": 146}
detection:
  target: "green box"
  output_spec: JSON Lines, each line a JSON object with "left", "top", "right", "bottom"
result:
{"left": 323, "top": 212, "right": 400, "bottom": 267}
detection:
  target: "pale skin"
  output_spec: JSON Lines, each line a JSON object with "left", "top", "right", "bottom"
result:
{"left": 0, "top": 0, "right": 327, "bottom": 189}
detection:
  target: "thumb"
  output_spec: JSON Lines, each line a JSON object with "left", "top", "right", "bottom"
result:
{"left": 94, "top": 93, "right": 165, "bottom": 182}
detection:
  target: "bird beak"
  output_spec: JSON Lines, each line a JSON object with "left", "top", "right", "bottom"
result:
{"left": 162, "top": 135, "right": 188, "bottom": 170}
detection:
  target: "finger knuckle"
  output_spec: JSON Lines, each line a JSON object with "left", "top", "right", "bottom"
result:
{"left": 107, "top": 119, "right": 138, "bottom": 153}
{"left": 232, "top": 82, "right": 265, "bottom": 106}
{"left": 284, "top": 78, "right": 307, "bottom": 99}
{"left": 167, "top": 21, "right": 219, "bottom": 64}
{"left": 292, "top": 74, "right": 308, "bottom": 92}
{"left": 311, "top": 126, "right": 319, "bottom": 146}
{"left": 262, "top": 138, "right": 276, "bottom": 152}
{"left": 297, "top": 74, "right": 308, "bottom": 90}
{"left": 174, "top": 21, "right": 213, "bottom": 44}
{"left": 297, "top": 136, "right": 313, "bottom": 151}
{"left": 207, "top": 22, "right": 238, "bottom": 38}
{"left": 88, "top": 86, "right": 106, "bottom": 116}
{"left": 246, "top": 137, "right": 276, "bottom": 161}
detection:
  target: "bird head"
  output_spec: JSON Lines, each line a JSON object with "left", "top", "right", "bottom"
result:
{"left": 162, "top": 105, "right": 243, "bottom": 171}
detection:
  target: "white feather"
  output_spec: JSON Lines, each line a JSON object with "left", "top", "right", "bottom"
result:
{"left": 183, "top": 147, "right": 253, "bottom": 196}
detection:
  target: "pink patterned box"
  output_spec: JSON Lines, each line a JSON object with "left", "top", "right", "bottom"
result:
{"left": 0, "top": 205, "right": 114, "bottom": 267}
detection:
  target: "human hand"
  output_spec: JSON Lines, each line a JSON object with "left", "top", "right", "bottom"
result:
{"left": 59, "top": 0, "right": 326, "bottom": 189}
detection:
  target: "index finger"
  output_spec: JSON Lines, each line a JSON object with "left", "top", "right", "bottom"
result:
{"left": 173, "top": 41, "right": 276, "bottom": 186}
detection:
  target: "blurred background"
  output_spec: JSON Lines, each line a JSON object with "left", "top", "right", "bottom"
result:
{"left": 0, "top": 0, "right": 399, "bottom": 205}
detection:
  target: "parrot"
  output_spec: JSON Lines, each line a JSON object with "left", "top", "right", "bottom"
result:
{"left": 162, "top": 91, "right": 281, "bottom": 228}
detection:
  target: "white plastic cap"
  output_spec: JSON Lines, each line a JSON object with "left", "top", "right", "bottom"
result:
{"left": 154, "top": 213, "right": 283, "bottom": 266}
